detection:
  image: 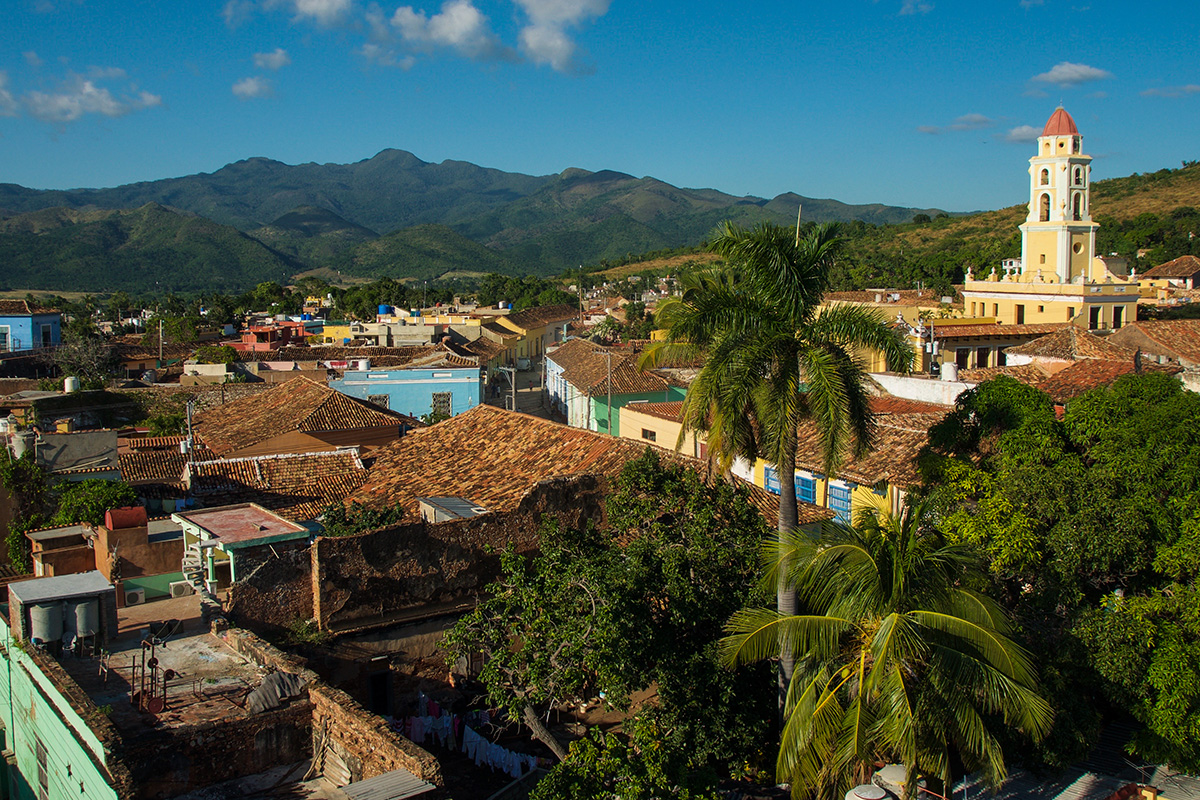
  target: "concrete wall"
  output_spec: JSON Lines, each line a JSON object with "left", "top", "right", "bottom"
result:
{"left": 870, "top": 372, "right": 973, "bottom": 406}
{"left": 225, "top": 542, "right": 314, "bottom": 635}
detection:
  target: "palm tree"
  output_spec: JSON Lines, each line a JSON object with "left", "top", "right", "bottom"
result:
{"left": 721, "top": 503, "right": 1053, "bottom": 799}
{"left": 639, "top": 221, "right": 913, "bottom": 703}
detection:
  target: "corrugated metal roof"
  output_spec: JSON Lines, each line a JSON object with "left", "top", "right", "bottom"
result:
{"left": 339, "top": 768, "right": 436, "bottom": 800}
{"left": 953, "top": 768, "right": 1127, "bottom": 800}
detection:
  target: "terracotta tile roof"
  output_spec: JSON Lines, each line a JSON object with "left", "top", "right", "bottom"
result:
{"left": 931, "top": 322, "right": 1070, "bottom": 340}
{"left": 1142, "top": 255, "right": 1200, "bottom": 279}
{"left": 550, "top": 340, "right": 669, "bottom": 396}
{"left": 480, "top": 321, "right": 520, "bottom": 339}
{"left": 349, "top": 404, "right": 805, "bottom": 529}
{"left": 1005, "top": 328, "right": 1136, "bottom": 361}
{"left": 794, "top": 411, "right": 947, "bottom": 488}
{"left": 111, "top": 335, "right": 195, "bottom": 362}
{"left": 0, "top": 299, "right": 57, "bottom": 315}
{"left": 868, "top": 396, "right": 953, "bottom": 414}
{"left": 239, "top": 345, "right": 438, "bottom": 367}
{"left": 502, "top": 304, "right": 579, "bottom": 330}
{"left": 348, "top": 404, "right": 656, "bottom": 516}
{"left": 958, "top": 364, "right": 1050, "bottom": 385}
{"left": 118, "top": 435, "right": 215, "bottom": 486}
{"left": 824, "top": 289, "right": 962, "bottom": 307}
{"left": 624, "top": 401, "right": 684, "bottom": 423}
{"left": 192, "top": 376, "right": 417, "bottom": 456}
{"left": 1038, "top": 359, "right": 1181, "bottom": 404}
{"left": 185, "top": 450, "right": 367, "bottom": 522}
{"left": 461, "top": 337, "right": 507, "bottom": 360}
{"left": 1110, "top": 320, "right": 1200, "bottom": 364}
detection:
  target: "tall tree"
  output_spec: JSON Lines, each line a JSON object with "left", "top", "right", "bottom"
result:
{"left": 721, "top": 505, "right": 1052, "bottom": 799}
{"left": 640, "top": 221, "right": 913, "bottom": 705}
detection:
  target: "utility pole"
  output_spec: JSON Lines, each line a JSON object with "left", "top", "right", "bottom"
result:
{"left": 795, "top": 203, "right": 803, "bottom": 246}
{"left": 497, "top": 366, "right": 517, "bottom": 411}
{"left": 158, "top": 319, "right": 164, "bottom": 364}
{"left": 578, "top": 265, "right": 584, "bottom": 320}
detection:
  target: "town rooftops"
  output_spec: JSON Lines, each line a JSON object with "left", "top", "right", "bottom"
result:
{"left": 1110, "top": 319, "right": 1200, "bottom": 365}
{"left": 548, "top": 340, "right": 670, "bottom": 396}
{"left": 348, "top": 404, "right": 649, "bottom": 515}
{"left": 184, "top": 450, "right": 368, "bottom": 522}
{"left": 1037, "top": 359, "right": 1180, "bottom": 404}
{"left": 930, "top": 322, "right": 1070, "bottom": 340}
{"left": 118, "top": 434, "right": 215, "bottom": 486}
{"left": 1142, "top": 255, "right": 1200, "bottom": 279}
{"left": 192, "top": 376, "right": 416, "bottom": 456}
{"left": 794, "top": 411, "right": 948, "bottom": 489}
{"left": 172, "top": 503, "right": 307, "bottom": 548}
{"left": 500, "top": 303, "right": 578, "bottom": 330}
{"left": 0, "top": 299, "right": 57, "bottom": 315}
{"left": 1005, "top": 327, "right": 1136, "bottom": 362}
{"left": 8, "top": 570, "right": 112, "bottom": 604}
{"left": 1042, "top": 106, "right": 1079, "bottom": 136}
{"left": 625, "top": 400, "right": 685, "bottom": 423}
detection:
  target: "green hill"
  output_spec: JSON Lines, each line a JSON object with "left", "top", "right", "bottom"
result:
{"left": 0, "top": 204, "right": 296, "bottom": 293}
{"left": 332, "top": 223, "right": 516, "bottom": 281}
{"left": 250, "top": 205, "right": 379, "bottom": 264}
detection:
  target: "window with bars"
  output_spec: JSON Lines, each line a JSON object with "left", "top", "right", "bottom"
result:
{"left": 36, "top": 739, "right": 48, "bottom": 800}
{"left": 828, "top": 483, "right": 852, "bottom": 524}
{"left": 431, "top": 392, "right": 452, "bottom": 417}
{"left": 367, "top": 394, "right": 390, "bottom": 410}
{"left": 797, "top": 474, "right": 817, "bottom": 504}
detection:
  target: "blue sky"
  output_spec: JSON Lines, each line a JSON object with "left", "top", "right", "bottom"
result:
{"left": 3, "top": 0, "right": 1198, "bottom": 212}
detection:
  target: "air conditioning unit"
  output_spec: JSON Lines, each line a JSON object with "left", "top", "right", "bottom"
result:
{"left": 168, "top": 580, "right": 195, "bottom": 598}
{"left": 124, "top": 588, "right": 146, "bottom": 606}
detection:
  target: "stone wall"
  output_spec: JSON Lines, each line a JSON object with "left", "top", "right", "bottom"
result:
{"left": 225, "top": 542, "right": 314, "bottom": 634}
{"left": 312, "top": 474, "right": 608, "bottom": 632}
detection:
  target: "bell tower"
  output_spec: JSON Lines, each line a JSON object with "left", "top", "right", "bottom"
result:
{"left": 1018, "top": 107, "right": 1099, "bottom": 284}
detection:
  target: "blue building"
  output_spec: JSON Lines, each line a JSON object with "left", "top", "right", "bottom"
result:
{"left": 330, "top": 367, "right": 482, "bottom": 419}
{"left": 0, "top": 300, "right": 61, "bottom": 352}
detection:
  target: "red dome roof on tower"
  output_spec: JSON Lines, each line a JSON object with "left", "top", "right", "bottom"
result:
{"left": 1042, "top": 107, "right": 1079, "bottom": 136}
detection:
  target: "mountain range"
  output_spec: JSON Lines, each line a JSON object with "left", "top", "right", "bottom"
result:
{"left": 0, "top": 150, "right": 948, "bottom": 293}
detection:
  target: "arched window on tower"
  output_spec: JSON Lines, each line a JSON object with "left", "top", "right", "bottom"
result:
{"left": 1073, "top": 167, "right": 1082, "bottom": 185}
{"left": 1073, "top": 193, "right": 1082, "bottom": 221}
{"left": 1040, "top": 168, "right": 1050, "bottom": 186}
{"left": 1040, "top": 194, "right": 1051, "bottom": 222}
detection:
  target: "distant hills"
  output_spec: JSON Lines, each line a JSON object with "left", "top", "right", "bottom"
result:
{"left": 0, "top": 150, "right": 948, "bottom": 292}
{"left": 1, "top": 150, "right": 1195, "bottom": 295}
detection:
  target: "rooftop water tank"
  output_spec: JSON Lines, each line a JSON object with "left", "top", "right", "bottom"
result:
{"left": 30, "top": 602, "right": 63, "bottom": 645}
{"left": 378, "top": 305, "right": 391, "bottom": 316}
{"left": 941, "top": 362, "right": 959, "bottom": 382}
{"left": 11, "top": 431, "right": 35, "bottom": 458}
{"left": 72, "top": 599, "right": 100, "bottom": 638}
{"left": 63, "top": 376, "right": 80, "bottom": 393}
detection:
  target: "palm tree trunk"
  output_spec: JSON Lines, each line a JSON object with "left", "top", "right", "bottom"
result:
{"left": 776, "top": 438, "right": 800, "bottom": 726}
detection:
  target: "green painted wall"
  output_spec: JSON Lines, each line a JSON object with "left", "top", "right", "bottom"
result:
{"left": 590, "top": 390, "right": 674, "bottom": 438}
{"left": 123, "top": 572, "right": 184, "bottom": 600}
{"left": 0, "top": 619, "right": 119, "bottom": 800}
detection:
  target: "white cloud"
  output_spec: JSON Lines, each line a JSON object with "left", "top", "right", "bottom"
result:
{"left": 1005, "top": 125, "right": 1040, "bottom": 142}
{"left": 1031, "top": 61, "right": 1112, "bottom": 87}
{"left": 233, "top": 76, "right": 274, "bottom": 98}
{"left": 23, "top": 51, "right": 43, "bottom": 68}
{"left": 1141, "top": 84, "right": 1200, "bottom": 98}
{"left": 917, "top": 125, "right": 941, "bottom": 135}
{"left": 360, "top": 42, "right": 416, "bottom": 68}
{"left": 254, "top": 47, "right": 292, "bottom": 69}
{"left": 513, "top": 0, "right": 609, "bottom": 72}
{"left": 1019, "top": 0, "right": 1044, "bottom": 7}
{"left": 0, "top": 73, "right": 18, "bottom": 118}
{"left": 949, "top": 113, "right": 995, "bottom": 131}
{"left": 392, "top": 0, "right": 512, "bottom": 60}
{"left": 222, "top": 0, "right": 257, "bottom": 26}
{"left": 899, "top": 0, "right": 933, "bottom": 14}
{"left": 292, "top": 0, "right": 353, "bottom": 24}
{"left": 23, "top": 69, "right": 161, "bottom": 123}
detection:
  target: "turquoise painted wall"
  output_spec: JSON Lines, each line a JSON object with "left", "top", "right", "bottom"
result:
{"left": 123, "top": 572, "right": 185, "bottom": 600}
{"left": 0, "top": 618, "right": 119, "bottom": 800}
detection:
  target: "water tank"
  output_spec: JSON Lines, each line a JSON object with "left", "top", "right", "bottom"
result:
{"left": 275, "top": 314, "right": 287, "bottom": 322}
{"left": 73, "top": 599, "right": 100, "bottom": 638}
{"left": 30, "top": 603, "right": 63, "bottom": 644}
{"left": 11, "top": 431, "right": 35, "bottom": 458}
{"left": 141, "top": 370, "right": 157, "bottom": 383}
{"left": 63, "top": 376, "right": 80, "bottom": 393}
{"left": 940, "top": 362, "right": 959, "bottom": 382}
{"left": 498, "top": 301, "right": 507, "bottom": 310}
{"left": 845, "top": 786, "right": 887, "bottom": 800}
{"left": 301, "top": 313, "right": 312, "bottom": 321}
{"left": 378, "top": 305, "right": 391, "bottom": 316}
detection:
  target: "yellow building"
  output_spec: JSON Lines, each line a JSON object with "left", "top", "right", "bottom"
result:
{"left": 618, "top": 400, "right": 706, "bottom": 458}
{"left": 961, "top": 107, "right": 1137, "bottom": 331}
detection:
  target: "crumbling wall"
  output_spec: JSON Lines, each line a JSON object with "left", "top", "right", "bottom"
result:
{"left": 309, "top": 684, "right": 442, "bottom": 786}
{"left": 312, "top": 474, "right": 608, "bottom": 632}
{"left": 122, "top": 701, "right": 312, "bottom": 800}
{"left": 225, "top": 542, "right": 313, "bottom": 634}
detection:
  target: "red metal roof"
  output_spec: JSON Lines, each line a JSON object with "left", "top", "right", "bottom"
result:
{"left": 1042, "top": 107, "right": 1079, "bottom": 136}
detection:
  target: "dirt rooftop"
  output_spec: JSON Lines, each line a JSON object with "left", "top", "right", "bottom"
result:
{"left": 59, "top": 594, "right": 266, "bottom": 734}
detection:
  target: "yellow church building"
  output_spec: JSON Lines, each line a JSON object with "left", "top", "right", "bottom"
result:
{"left": 961, "top": 107, "right": 1138, "bottom": 331}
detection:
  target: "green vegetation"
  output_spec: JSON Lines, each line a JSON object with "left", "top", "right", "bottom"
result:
{"left": 52, "top": 479, "right": 138, "bottom": 527}
{"left": 445, "top": 450, "right": 774, "bottom": 786}
{"left": 319, "top": 501, "right": 408, "bottom": 538}
{"left": 922, "top": 374, "right": 1200, "bottom": 771}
